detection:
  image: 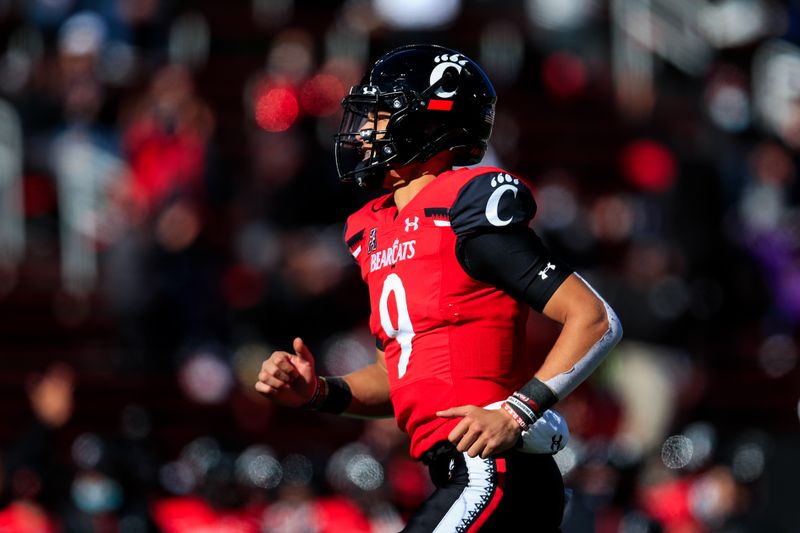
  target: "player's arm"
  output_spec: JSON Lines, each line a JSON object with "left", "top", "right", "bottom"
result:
{"left": 449, "top": 171, "right": 622, "bottom": 416}
{"left": 439, "top": 171, "right": 621, "bottom": 458}
{"left": 255, "top": 339, "right": 393, "bottom": 418}
{"left": 456, "top": 228, "right": 622, "bottom": 422}
{"left": 310, "top": 347, "right": 393, "bottom": 418}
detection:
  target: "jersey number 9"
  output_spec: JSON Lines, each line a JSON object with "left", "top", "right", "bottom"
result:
{"left": 378, "top": 273, "right": 415, "bottom": 378}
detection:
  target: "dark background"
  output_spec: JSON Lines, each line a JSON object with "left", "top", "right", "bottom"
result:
{"left": 0, "top": 0, "right": 798, "bottom": 531}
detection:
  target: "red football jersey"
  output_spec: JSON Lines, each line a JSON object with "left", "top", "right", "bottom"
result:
{"left": 344, "top": 166, "right": 540, "bottom": 459}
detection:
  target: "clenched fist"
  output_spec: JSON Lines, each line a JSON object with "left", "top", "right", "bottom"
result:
{"left": 255, "top": 338, "right": 317, "bottom": 407}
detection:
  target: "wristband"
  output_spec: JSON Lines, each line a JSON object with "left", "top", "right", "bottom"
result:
{"left": 502, "top": 401, "right": 529, "bottom": 431}
{"left": 515, "top": 377, "right": 558, "bottom": 416}
{"left": 308, "top": 376, "right": 352, "bottom": 414}
{"left": 505, "top": 395, "right": 538, "bottom": 426}
{"left": 303, "top": 376, "right": 327, "bottom": 409}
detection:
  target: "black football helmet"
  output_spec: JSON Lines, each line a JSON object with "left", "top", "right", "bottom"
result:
{"left": 335, "top": 44, "right": 497, "bottom": 188}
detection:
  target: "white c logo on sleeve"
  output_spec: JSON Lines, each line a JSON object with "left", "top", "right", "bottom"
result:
{"left": 485, "top": 173, "right": 520, "bottom": 227}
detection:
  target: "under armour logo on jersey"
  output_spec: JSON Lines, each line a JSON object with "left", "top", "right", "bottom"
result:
{"left": 485, "top": 173, "right": 519, "bottom": 227}
{"left": 538, "top": 263, "right": 556, "bottom": 280}
{"left": 551, "top": 434, "right": 564, "bottom": 453}
{"left": 404, "top": 216, "right": 419, "bottom": 232}
{"left": 368, "top": 228, "right": 378, "bottom": 253}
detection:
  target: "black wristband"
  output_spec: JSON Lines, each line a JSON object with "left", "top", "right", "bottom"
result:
{"left": 316, "top": 376, "right": 353, "bottom": 414}
{"left": 516, "top": 377, "right": 558, "bottom": 416}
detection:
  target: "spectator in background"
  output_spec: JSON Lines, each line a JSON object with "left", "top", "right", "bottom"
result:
{"left": 50, "top": 12, "right": 128, "bottom": 298}
{"left": 0, "top": 100, "right": 25, "bottom": 293}
{"left": 120, "top": 63, "right": 214, "bottom": 219}
{"left": 105, "top": 63, "right": 221, "bottom": 370}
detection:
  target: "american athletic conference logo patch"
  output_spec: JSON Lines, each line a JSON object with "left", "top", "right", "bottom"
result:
{"left": 368, "top": 228, "right": 378, "bottom": 253}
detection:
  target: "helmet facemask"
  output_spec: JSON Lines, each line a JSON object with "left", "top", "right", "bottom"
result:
{"left": 334, "top": 86, "right": 408, "bottom": 188}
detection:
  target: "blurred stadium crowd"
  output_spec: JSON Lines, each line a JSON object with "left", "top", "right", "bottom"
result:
{"left": 0, "top": 0, "right": 799, "bottom": 531}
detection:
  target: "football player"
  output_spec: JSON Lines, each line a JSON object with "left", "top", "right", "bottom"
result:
{"left": 256, "top": 44, "right": 622, "bottom": 532}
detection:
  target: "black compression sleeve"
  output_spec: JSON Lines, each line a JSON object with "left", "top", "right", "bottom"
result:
{"left": 455, "top": 227, "right": 572, "bottom": 312}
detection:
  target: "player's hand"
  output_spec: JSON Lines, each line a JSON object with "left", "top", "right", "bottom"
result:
{"left": 255, "top": 338, "right": 317, "bottom": 408}
{"left": 437, "top": 405, "right": 522, "bottom": 459}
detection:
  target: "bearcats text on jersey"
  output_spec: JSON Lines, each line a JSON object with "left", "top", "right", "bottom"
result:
{"left": 370, "top": 238, "right": 416, "bottom": 272}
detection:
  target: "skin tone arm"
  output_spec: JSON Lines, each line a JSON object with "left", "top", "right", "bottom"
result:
{"left": 255, "top": 338, "right": 393, "bottom": 417}
{"left": 438, "top": 274, "right": 609, "bottom": 459}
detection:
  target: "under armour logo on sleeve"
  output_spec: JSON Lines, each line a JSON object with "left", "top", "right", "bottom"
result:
{"left": 405, "top": 216, "right": 419, "bottom": 232}
{"left": 538, "top": 263, "right": 556, "bottom": 280}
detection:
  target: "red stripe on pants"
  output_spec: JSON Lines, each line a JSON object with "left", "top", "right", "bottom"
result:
{"left": 466, "top": 457, "right": 506, "bottom": 532}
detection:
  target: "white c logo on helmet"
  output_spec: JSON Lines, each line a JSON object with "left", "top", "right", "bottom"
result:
{"left": 430, "top": 54, "right": 468, "bottom": 99}
{"left": 485, "top": 173, "right": 520, "bottom": 227}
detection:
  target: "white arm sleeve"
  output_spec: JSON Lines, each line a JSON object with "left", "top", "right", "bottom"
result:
{"left": 542, "top": 274, "right": 623, "bottom": 400}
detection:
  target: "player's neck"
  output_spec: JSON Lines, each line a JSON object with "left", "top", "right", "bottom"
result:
{"left": 392, "top": 173, "right": 437, "bottom": 211}
{"left": 388, "top": 151, "right": 454, "bottom": 211}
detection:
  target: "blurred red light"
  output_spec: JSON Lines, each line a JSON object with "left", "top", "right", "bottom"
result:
{"left": 300, "top": 73, "right": 346, "bottom": 117}
{"left": 542, "top": 52, "right": 587, "bottom": 99}
{"left": 223, "top": 264, "right": 264, "bottom": 309}
{"left": 620, "top": 139, "right": 677, "bottom": 192}
{"left": 254, "top": 86, "right": 299, "bottom": 132}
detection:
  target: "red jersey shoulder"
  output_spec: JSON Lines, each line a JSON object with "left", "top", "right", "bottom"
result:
{"left": 423, "top": 166, "right": 508, "bottom": 200}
